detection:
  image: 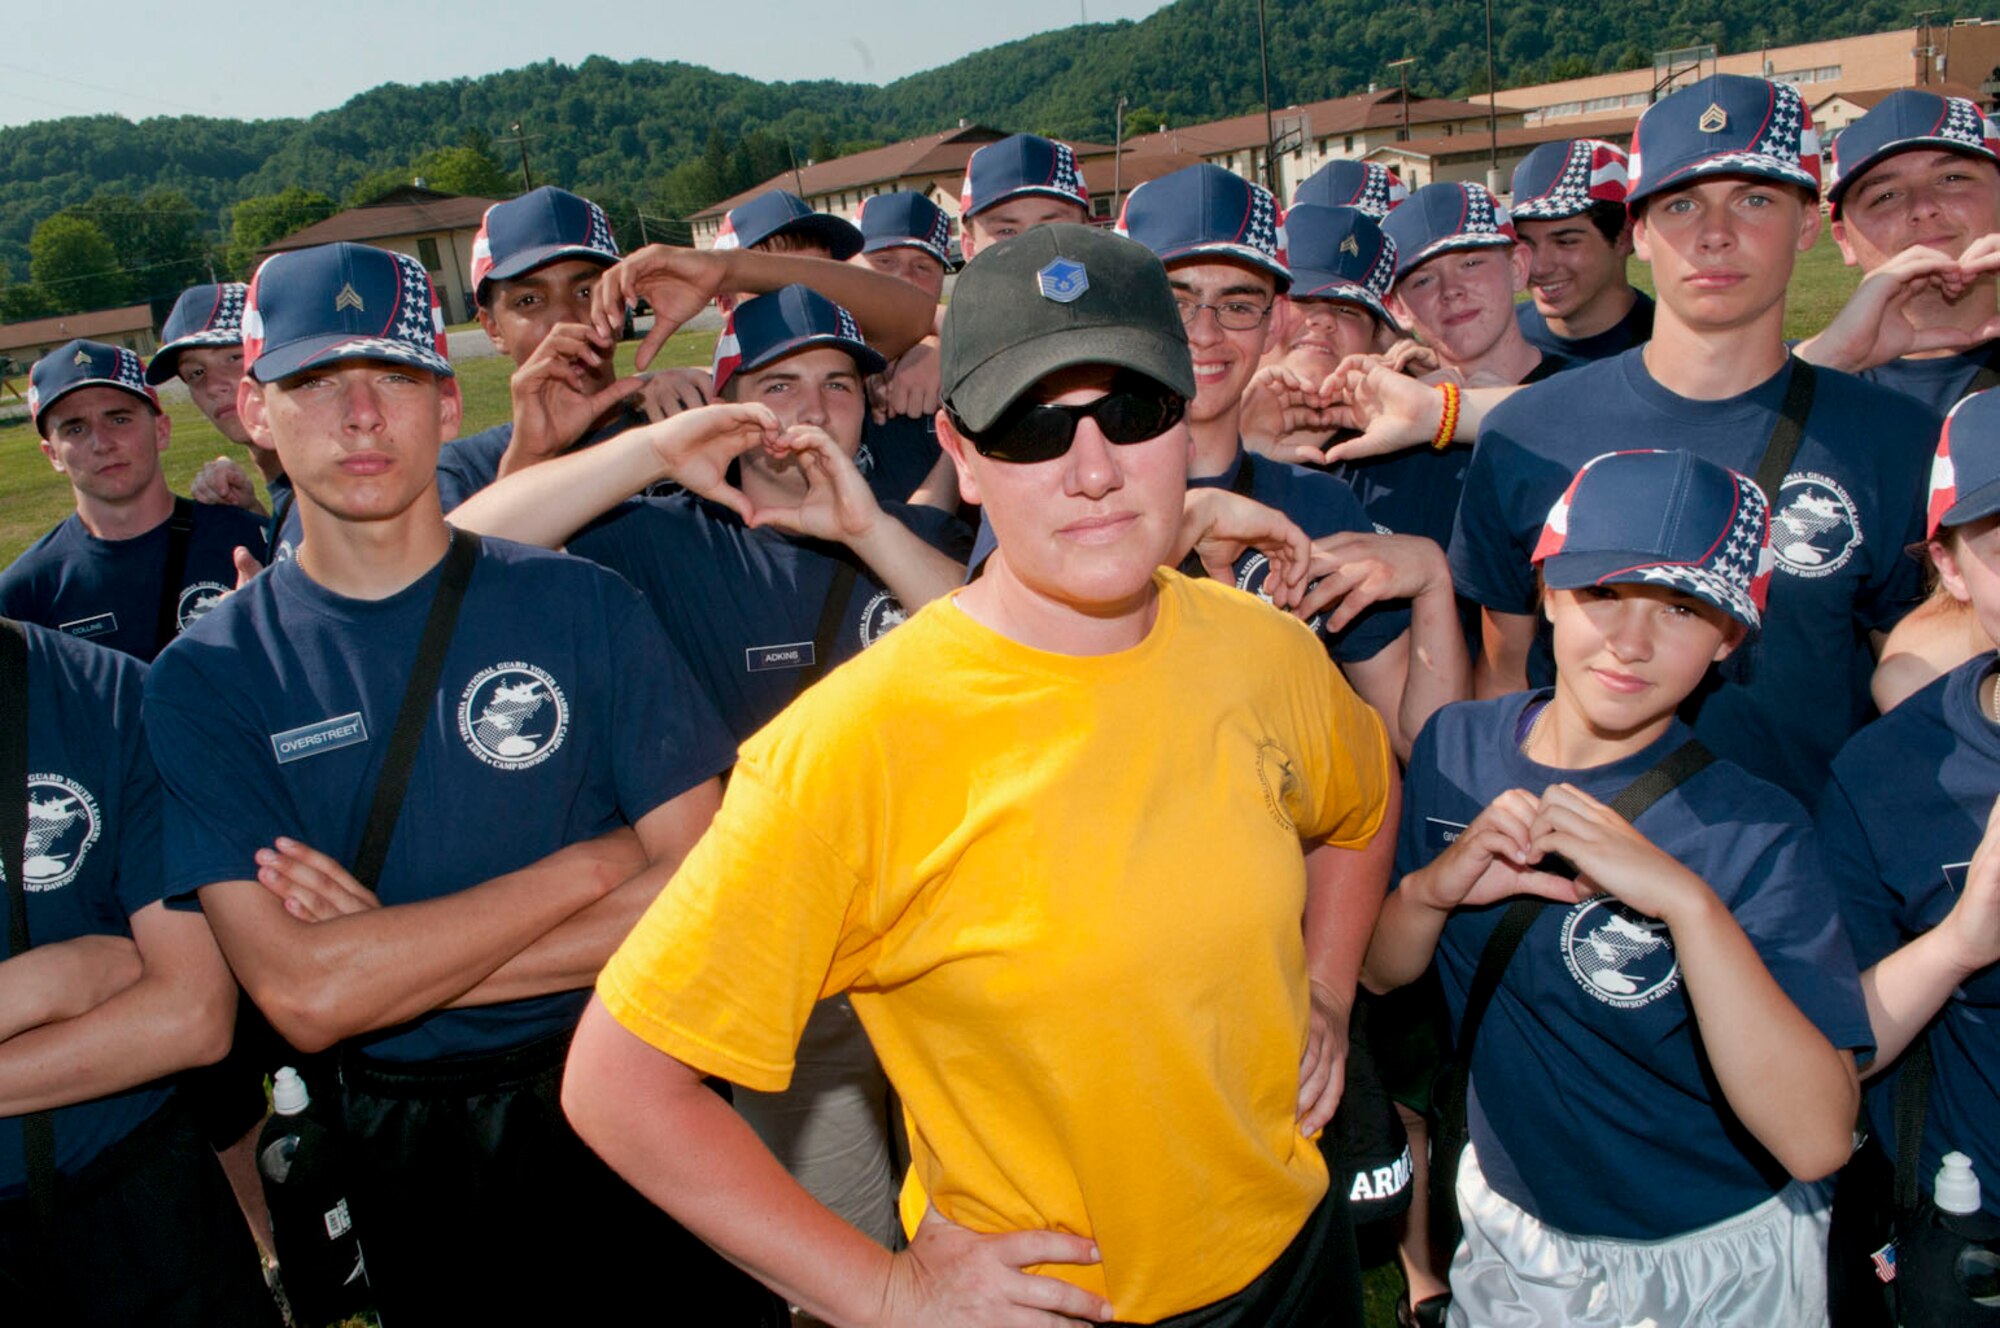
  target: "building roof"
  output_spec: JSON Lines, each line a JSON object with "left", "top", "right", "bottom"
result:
{"left": 1813, "top": 80, "right": 1985, "bottom": 111}
{"left": 1142, "top": 88, "right": 1517, "bottom": 157}
{"left": 1367, "top": 114, "right": 1641, "bottom": 163}
{"left": 261, "top": 186, "right": 502, "bottom": 255}
{"left": 691, "top": 124, "right": 1120, "bottom": 220}
{"left": 0, "top": 303, "right": 155, "bottom": 355}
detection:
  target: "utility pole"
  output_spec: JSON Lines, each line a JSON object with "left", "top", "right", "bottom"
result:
{"left": 1388, "top": 57, "right": 1417, "bottom": 144}
{"left": 498, "top": 122, "right": 537, "bottom": 193}
{"left": 1257, "top": 0, "right": 1279, "bottom": 196}
{"left": 1484, "top": 0, "right": 1501, "bottom": 193}
{"left": 1914, "top": 9, "right": 1942, "bottom": 85}
{"left": 787, "top": 143, "right": 807, "bottom": 197}
{"left": 1113, "top": 96, "right": 1130, "bottom": 216}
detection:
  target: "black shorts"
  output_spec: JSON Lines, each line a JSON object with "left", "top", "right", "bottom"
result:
{"left": 1104, "top": 1185, "right": 1360, "bottom": 1327}
{"left": 0, "top": 1098, "right": 279, "bottom": 1328}
{"left": 340, "top": 1028, "right": 787, "bottom": 1326}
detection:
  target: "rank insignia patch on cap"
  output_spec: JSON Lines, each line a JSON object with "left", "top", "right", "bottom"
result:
{"left": 334, "top": 283, "right": 365, "bottom": 313}
{"left": 1037, "top": 258, "right": 1088, "bottom": 303}
{"left": 1699, "top": 104, "right": 1728, "bottom": 133}
{"left": 71, "top": 349, "right": 89, "bottom": 366}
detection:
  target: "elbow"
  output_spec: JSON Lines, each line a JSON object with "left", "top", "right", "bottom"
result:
{"left": 1780, "top": 1127, "right": 1858, "bottom": 1185}
{"left": 170, "top": 975, "right": 239, "bottom": 1070}
{"left": 244, "top": 971, "right": 351, "bottom": 1057}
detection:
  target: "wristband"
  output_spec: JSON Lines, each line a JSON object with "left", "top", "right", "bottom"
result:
{"left": 1431, "top": 382, "right": 1461, "bottom": 452}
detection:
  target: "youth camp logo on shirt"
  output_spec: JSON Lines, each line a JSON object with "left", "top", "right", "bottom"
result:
{"left": 1254, "top": 739, "right": 1301, "bottom": 830}
{"left": 1560, "top": 898, "right": 1680, "bottom": 1009}
{"left": 1235, "top": 554, "right": 1328, "bottom": 633}
{"left": 176, "top": 581, "right": 230, "bottom": 631}
{"left": 7, "top": 775, "right": 102, "bottom": 892}
{"left": 858, "top": 590, "right": 908, "bottom": 648}
{"left": 457, "top": 662, "right": 569, "bottom": 771}
{"left": 1769, "top": 472, "right": 1862, "bottom": 579}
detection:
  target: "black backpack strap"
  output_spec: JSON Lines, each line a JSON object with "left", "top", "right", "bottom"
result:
{"left": 1893, "top": 1033, "right": 1937, "bottom": 1215}
{"left": 1753, "top": 359, "right": 1816, "bottom": 505}
{"left": 1429, "top": 736, "right": 1714, "bottom": 1252}
{"left": 0, "top": 619, "right": 56, "bottom": 1240}
{"left": 793, "top": 558, "right": 861, "bottom": 697}
{"left": 350, "top": 531, "right": 481, "bottom": 890}
{"left": 151, "top": 497, "right": 197, "bottom": 656}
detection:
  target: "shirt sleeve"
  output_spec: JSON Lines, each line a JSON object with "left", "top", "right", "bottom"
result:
{"left": 1448, "top": 421, "right": 1540, "bottom": 616}
{"left": 1729, "top": 819, "right": 1877, "bottom": 1058}
{"left": 1291, "top": 642, "right": 1393, "bottom": 850}
{"left": 597, "top": 758, "right": 875, "bottom": 1091}
{"left": 1853, "top": 410, "right": 1934, "bottom": 634}
{"left": 1816, "top": 767, "right": 1904, "bottom": 971}
{"left": 110, "top": 675, "right": 167, "bottom": 921}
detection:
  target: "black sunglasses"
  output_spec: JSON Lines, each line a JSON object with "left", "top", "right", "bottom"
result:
{"left": 950, "top": 376, "right": 1188, "bottom": 464}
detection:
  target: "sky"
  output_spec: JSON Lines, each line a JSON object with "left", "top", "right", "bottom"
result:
{"left": 6, "top": 1, "right": 1174, "bottom": 130}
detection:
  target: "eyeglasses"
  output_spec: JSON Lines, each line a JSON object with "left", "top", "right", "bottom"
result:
{"left": 950, "top": 376, "right": 1188, "bottom": 464}
{"left": 1174, "top": 297, "right": 1273, "bottom": 331}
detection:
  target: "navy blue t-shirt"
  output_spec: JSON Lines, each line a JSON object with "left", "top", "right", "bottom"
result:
{"left": 1449, "top": 351, "right": 1935, "bottom": 798}
{"left": 1858, "top": 345, "right": 1997, "bottom": 416}
{"left": 0, "top": 502, "right": 269, "bottom": 662}
{"left": 1, "top": 622, "right": 171, "bottom": 1196}
{"left": 1516, "top": 291, "right": 1655, "bottom": 363}
{"left": 143, "top": 536, "right": 733, "bottom": 1063}
{"left": 1820, "top": 654, "right": 2000, "bottom": 1216}
{"left": 860, "top": 412, "right": 945, "bottom": 503}
{"left": 1401, "top": 693, "right": 1873, "bottom": 1239}
{"left": 968, "top": 446, "right": 1410, "bottom": 664}
{"left": 568, "top": 495, "right": 972, "bottom": 741}
{"left": 435, "top": 408, "right": 658, "bottom": 515}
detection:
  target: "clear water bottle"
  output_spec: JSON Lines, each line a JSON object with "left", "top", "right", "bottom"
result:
{"left": 257, "top": 1066, "right": 372, "bottom": 1327}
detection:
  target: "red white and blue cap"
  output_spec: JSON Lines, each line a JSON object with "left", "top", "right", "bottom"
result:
{"left": 1509, "top": 139, "right": 1631, "bottom": 220}
{"left": 1282, "top": 204, "right": 1400, "bottom": 332}
{"left": 1826, "top": 89, "right": 2000, "bottom": 215}
{"left": 711, "top": 283, "right": 885, "bottom": 394}
{"left": 469, "top": 186, "right": 619, "bottom": 306}
{"left": 857, "top": 191, "right": 952, "bottom": 265}
{"left": 1533, "top": 448, "right": 1772, "bottom": 631}
{"left": 1927, "top": 389, "right": 2000, "bottom": 538}
{"left": 1115, "top": 163, "right": 1291, "bottom": 291}
{"left": 1381, "top": 181, "right": 1517, "bottom": 283}
{"left": 1292, "top": 160, "right": 1409, "bottom": 220}
{"left": 242, "top": 242, "right": 452, "bottom": 384}
{"left": 145, "top": 282, "right": 248, "bottom": 385}
{"left": 959, "top": 134, "right": 1091, "bottom": 219}
{"left": 29, "top": 339, "right": 159, "bottom": 436}
{"left": 1627, "top": 74, "right": 1822, "bottom": 209}
{"left": 713, "top": 190, "right": 863, "bottom": 260}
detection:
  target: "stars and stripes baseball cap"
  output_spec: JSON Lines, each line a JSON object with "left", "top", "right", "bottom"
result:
{"left": 1826, "top": 89, "right": 2000, "bottom": 216}
{"left": 1928, "top": 389, "right": 2000, "bottom": 538}
{"left": 242, "top": 242, "right": 453, "bottom": 383}
{"left": 29, "top": 339, "right": 159, "bottom": 436}
{"left": 1626, "top": 74, "right": 1822, "bottom": 210}
{"left": 959, "top": 134, "right": 1091, "bottom": 219}
{"left": 857, "top": 192, "right": 952, "bottom": 265}
{"left": 469, "top": 186, "right": 620, "bottom": 306}
{"left": 1292, "top": 160, "right": 1409, "bottom": 220}
{"left": 1281, "top": 204, "right": 1400, "bottom": 332}
{"left": 146, "top": 282, "right": 248, "bottom": 385}
{"left": 1381, "top": 181, "right": 1517, "bottom": 283}
{"left": 711, "top": 283, "right": 885, "bottom": 395}
{"left": 1115, "top": 163, "right": 1291, "bottom": 291}
{"left": 1532, "top": 449, "right": 1772, "bottom": 631}
{"left": 712, "top": 190, "right": 863, "bottom": 260}
{"left": 1510, "top": 139, "right": 1632, "bottom": 220}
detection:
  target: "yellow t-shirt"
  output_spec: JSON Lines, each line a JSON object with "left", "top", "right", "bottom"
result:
{"left": 599, "top": 570, "right": 1390, "bottom": 1321}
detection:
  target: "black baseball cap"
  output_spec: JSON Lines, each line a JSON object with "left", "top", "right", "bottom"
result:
{"left": 940, "top": 224, "right": 1193, "bottom": 435}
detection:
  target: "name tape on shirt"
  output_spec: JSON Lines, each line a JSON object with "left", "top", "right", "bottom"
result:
{"left": 270, "top": 712, "right": 369, "bottom": 764}
{"left": 59, "top": 612, "right": 117, "bottom": 641}
{"left": 1424, "top": 817, "right": 1468, "bottom": 854}
{"left": 746, "top": 641, "right": 816, "bottom": 673}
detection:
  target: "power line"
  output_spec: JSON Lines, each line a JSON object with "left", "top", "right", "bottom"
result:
{"left": 0, "top": 61, "right": 224, "bottom": 119}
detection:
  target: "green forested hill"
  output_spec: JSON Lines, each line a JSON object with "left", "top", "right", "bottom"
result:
{"left": 0, "top": 0, "right": 1942, "bottom": 311}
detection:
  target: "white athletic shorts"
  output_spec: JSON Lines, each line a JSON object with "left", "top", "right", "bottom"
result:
{"left": 1447, "top": 1144, "right": 1831, "bottom": 1327}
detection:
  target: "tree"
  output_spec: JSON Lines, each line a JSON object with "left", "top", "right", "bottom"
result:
{"left": 227, "top": 187, "right": 337, "bottom": 278}
{"left": 409, "top": 144, "right": 517, "bottom": 198}
{"left": 62, "top": 189, "right": 212, "bottom": 303}
{"left": 28, "top": 214, "right": 127, "bottom": 315}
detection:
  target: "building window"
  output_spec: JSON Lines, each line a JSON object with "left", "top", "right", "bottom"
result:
{"left": 418, "top": 237, "right": 442, "bottom": 271}
{"left": 1345, "top": 134, "right": 1356, "bottom": 152}
{"left": 1092, "top": 194, "right": 1113, "bottom": 217}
